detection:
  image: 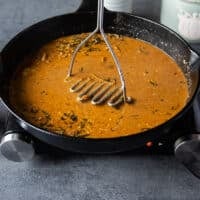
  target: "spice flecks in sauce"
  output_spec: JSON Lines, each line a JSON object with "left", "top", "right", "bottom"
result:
{"left": 9, "top": 33, "right": 189, "bottom": 138}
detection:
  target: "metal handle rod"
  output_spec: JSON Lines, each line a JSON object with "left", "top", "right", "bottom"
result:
{"left": 67, "top": 0, "right": 128, "bottom": 102}
{"left": 67, "top": 0, "right": 101, "bottom": 77}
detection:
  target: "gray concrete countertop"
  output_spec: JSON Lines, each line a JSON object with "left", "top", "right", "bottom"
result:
{"left": 0, "top": 1, "right": 200, "bottom": 200}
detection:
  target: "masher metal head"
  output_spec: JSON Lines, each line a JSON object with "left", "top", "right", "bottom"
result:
{"left": 67, "top": 0, "right": 132, "bottom": 107}
{"left": 69, "top": 76, "right": 133, "bottom": 107}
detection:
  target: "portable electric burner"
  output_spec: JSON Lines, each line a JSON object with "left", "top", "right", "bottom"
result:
{"left": 0, "top": 92, "right": 200, "bottom": 178}
{"left": 0, "top": 0, "right": 200, "bottom": 179}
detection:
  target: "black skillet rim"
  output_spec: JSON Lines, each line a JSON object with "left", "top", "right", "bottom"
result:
{"left": 0, "top": 11, "right": 200, "bottom": 144}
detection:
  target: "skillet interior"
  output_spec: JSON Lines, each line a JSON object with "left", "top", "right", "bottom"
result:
{"left": 0, "top": 11, "right": 199, "bottom": 152}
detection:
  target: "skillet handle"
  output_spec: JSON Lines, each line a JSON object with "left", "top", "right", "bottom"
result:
{"left": 77, "top": 0, "right": 98, "bottom": 12}
{"left": 189, "top": 48, "right": 200, "bottom": 72}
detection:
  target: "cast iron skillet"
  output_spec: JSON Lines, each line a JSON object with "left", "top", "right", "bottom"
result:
{"left": 0, "top": 6, "right": 200, "bottom": 153}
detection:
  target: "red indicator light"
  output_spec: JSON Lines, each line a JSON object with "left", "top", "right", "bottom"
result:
{"left": 146, "top": 141, "right": 153, "bottom": 147}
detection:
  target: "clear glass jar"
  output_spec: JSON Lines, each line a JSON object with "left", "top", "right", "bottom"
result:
{"left": 104, "top": 0, "right": 134, "bottom": 13}
{"left": 161, "top": 0, "right": 200, "bottom": 43}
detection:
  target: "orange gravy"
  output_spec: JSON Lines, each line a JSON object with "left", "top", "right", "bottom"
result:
{"left": 9, "top": 33, "right": 189, "bottom": 138}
